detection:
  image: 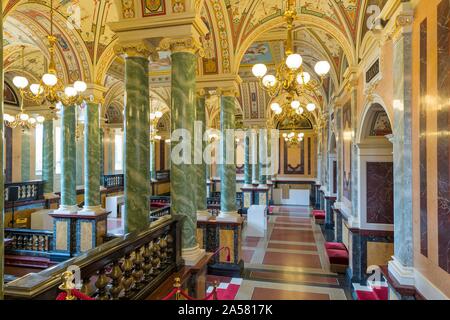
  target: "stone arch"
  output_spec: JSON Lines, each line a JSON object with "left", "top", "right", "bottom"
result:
{"left": 357, "top": 95, "right": 393, "bottom": 144}
{"left": 234, "top": 13, "right": 356, "bottom": 75}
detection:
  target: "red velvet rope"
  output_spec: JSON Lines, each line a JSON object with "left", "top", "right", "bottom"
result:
{"left": 55, "top": 289, "right": 95, "bottom": 300}
{"left": 160, "top": 287, "right": 218, "bottom": 300}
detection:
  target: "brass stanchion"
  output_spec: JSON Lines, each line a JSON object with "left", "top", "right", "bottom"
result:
{"left": 59, "top": 271, "right": 76, "bottom": 300}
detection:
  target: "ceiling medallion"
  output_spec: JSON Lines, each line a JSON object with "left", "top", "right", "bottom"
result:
{"left": 251, "top": 0, "right": 330, "bottom": 118}
{"left": 12, "top": 0, "right": 87, "bottom": 110}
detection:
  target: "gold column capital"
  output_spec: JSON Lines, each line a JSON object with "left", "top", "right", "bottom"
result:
{"left": 196, "top": 88, "right": 206, "bottom": 97}
{"left": 217, "top": 87, "right": 239, "bottom": 97}
{"left": 159, "top": 37, "right": 205, "bottom": 57}
{"left": 114, "top": 41, "right": 153, "bottom": 58}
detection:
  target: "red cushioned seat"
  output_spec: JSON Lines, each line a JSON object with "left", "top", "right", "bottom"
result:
{"left": 313, "top": 212, "right": 325, "bottom": 219}
{"left": 312, "top": 210, "right": 325, "bottom": 215}
{"left": 356, "top": 290, "right": 379, "bottom": 300}
{"left": 325, "top": 242, "right": 347, "bottom": 251}
{"left": 326, "top": 249, "right": 349, "bottom": 265}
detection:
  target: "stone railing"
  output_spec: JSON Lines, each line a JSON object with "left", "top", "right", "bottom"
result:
{"left": 149, "top": 206, "right": 171, "bottom": 222}
{"left": 5, "top": 228, "right": 53, "bottom": 256}
{"left": 5, "top": 218, "right": 181, "bottom": 300}
{"left": 5, "top": 181, "right": 45, "bottom": 203}
{"left": 103, "top": 174, "right": 124, "bottom": 189}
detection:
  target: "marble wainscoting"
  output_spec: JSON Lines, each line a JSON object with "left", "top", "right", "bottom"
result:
{"left": 366, "top": 162, "right": 394, "bottom": 224}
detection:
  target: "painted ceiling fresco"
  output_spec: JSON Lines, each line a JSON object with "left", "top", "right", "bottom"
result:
{"left": 2, "top": 0, "right": 390, "bottom": 121}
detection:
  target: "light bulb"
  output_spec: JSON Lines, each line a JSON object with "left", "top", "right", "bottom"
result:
{"left": 282, "top": 133, "right": 287, "bottom": 138}
{"left": 64, "top": 86, "right": 77, "bottom": 97}
{"left": 306, "top": 103, "right": 316, "bottom": 112}
{"left": 315, "top": 61, "right": 331, "bottom": 76}
{"left": 252, "top": 64, "right": 268, "bottom": 78}
{"left": 165, "top": 139, "right": 171, "bottom": 143}
{"left": 13, "top": 76, "right": 29, "bottom": 89}
{"left": 150, "top": 113, "right": 156, "bottom": 120}
{"left": 262, "top": 75, "right": 276, "bottom": 87}
{"left": 19, "top": 113, "right": 29, "bottom": 121}
{"left": 155, "top": 111, "right": 163, "bottom": 118}
{"left": 4, "top": 114, "right": 12, "bottom": 122}
{"left": 274, "top": 108, "right": 282, "bottom": 115}
{"left": 73, "top": 80, "right": 87, "bottom": 92}
{"left": 28, "top": 117, "right": 36, "bottom": 124}
{"left": 36, "top": 115, "right": 45, "bottom": 123}
{"left": 155, "top": 135, "right": 162, "bottom": 140}
{"left": 296, "top": 107, "right": 304, "bottom": 115}
{"left": 291, "top": 100, "right": 300, "bottom": 110}
{"left": 42, "top": 73, "right": 58, "bottom": 87}
{"left": 300, "top": 133, "right": 305, "bottom": 137}
{"left": 30, "top": 84, "right": 43, "bottom": 95}
{"left": 270, "top": 103, "right": 280, "bottom": 111}
{"left": 286, "top": 54, "right": 302, "bottom": 70}
{"left": 296, "top": 72, "right": 311, "bottom": 85}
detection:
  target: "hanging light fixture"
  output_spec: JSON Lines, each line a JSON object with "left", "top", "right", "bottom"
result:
{"left": 4, "top": 99, "right": 45, "bottom": 132}
{"left": 282, "top": 131, "right": 304, "bottom": 145}
{"left": 150, "top": 96, "right": 163, "bottom": 142}
{"left": 252, "top": 0, "right": 330, "bottom": 116}
{"left": 11, "top": 0, "right": 87, "bottom": 110}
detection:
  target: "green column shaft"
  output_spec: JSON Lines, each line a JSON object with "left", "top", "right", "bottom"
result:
{"left": 170, "top": 51, "right": 198, "bottom": 250}
{"left": 195, "top": 95, "right": 207, "bottom": 212}
{"left": 60, "top": 105, "right": 77, "bottom": 207}
{"left": 259, "top": 129, "right": 267, "bottom": 185}
{"left": 150, "top": 141, "right": 156, "bottom": 180}
{"left": 124, "top": 56, "right": 150, "bottom": 233}
{"left": 220, "top": 95, "right": 237, "bottom": 213}
{"left": 43, "top": 119, "right": 54, "bottom": 193}
{"left": 267, "top": 129, "right": 272, "bottom": 182}
{"left": 84, "top": 103, "right": 101, "bottom": 207}
{"left": 76, "top": 131, "right": 83, "bottom": 186}
{"left": 244, "top": 132, "right": 252, "bottom": 185}
{"left": 21, "top": 131, "right": 30, "bottom": 181}
{"left": 252, "top": 130, "right": 259, "bottom": 184}
{"left": 100, "top": 128, "right": 104, "bottom": 185}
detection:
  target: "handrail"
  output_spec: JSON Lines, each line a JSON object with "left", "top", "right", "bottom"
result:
{"left": 5, "top": 218, "right": 181, "bottom": 300}
{"left": 5, "top": 228, "right": 54, "bottom": 254}
{"left": 4, "top": 180, "right": 45, "bottom": 202}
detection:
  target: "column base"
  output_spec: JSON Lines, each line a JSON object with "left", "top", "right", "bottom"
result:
{"left": 388, "top": 256, "right": 415, "bottom": 286}
{"left": 217, "top": 211, "right": 241, "bottom": 222}
{"left": 197, "top": 210, "right": 211, "bottom": 221}
{"left": 44, "top": 193, "right": 59, "bottom": 200}
{"left": 79, "top": 205, "right": 107, "bottom": 215}
{"left": 54, "top": 205, "right": 79, "bottom": 214}
{"left": 242, "top": 183, "right": 254, "bottom": 188}
{"left": 252, "top": 181, "right": 259, "bottom": 185}
{"left": 182, "top": 245, "right": 206, "bottom": 266}
{"left": 257, "top": 184, "right": 268, "bottom": 189}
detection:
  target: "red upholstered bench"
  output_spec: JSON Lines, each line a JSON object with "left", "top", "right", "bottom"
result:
{"left": 324, "top": 242, "right": 349, "bottom": 273}
{"left": 312, "top": 210, "right": 325, "bottom": 225}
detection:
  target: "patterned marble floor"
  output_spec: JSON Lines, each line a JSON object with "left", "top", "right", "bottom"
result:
{"left": 235, "top": 205, "right": 351, "bottom": 300}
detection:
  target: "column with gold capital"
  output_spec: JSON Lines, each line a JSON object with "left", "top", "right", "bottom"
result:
{"left": 217, "top": 88, "right": 240, "bottom": 222}
{"left": 160, "top": 37, "right": 205, "bottom": 265}
{"left": 195, "top": 89, "right": 210, "bottom": 221}
{"left": 42, "top": 115, "right": 54, "bottom": 194}
{"left": 115, "top": 42, "right": 152, "bottom": 233}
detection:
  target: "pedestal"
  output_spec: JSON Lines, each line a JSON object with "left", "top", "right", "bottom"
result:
{"left": 254, "top": 186, "right": 269, "bottom": 206}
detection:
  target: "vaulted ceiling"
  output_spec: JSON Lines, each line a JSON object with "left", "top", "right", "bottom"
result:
{"left": 2, "top": 0, "right": 390, "bottom": 122}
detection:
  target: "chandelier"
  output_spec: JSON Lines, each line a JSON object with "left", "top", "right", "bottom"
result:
{"left": 11, "top": 0, "right": 87, "bottom": 110}
{"left": 251, "top": 0, "right": 330, "bottom": 115}
{"left": 4, "top": 105, "right": 45, "bottom": 131}
{"left": 283, "top": 131, "right": 304, "bottom": 145}
{"left": 150, "top": 97, "right": 163, "bottom": 142}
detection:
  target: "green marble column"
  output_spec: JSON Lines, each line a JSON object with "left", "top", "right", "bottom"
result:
{"left": 123, "top": 54, "right": 151, "bottom": 233}
{"left": 252, "top": 129, "right": 259, "bottom": 185}
{"left": 0, "top": 15, "right": 5, "bottom": 299}
{"left": 258, "top": 129, "right": 267, "bottom": 186}
{"left": 243, "top": 131, "right": 252, "bottom": 186}
{"left": 82, "top": 102, "right": 102, "bottom": 211}
{"left": 195, "top": 92, "right": 209, "bottom": 219}
{"left": 107, "top": 129, "right": 113, "bottom": 174}
{"left": 100, "top": 127, "right": 104, "bottom": 185}
{"left": 58, "top": 104, "right": 77, "bottom": 213}
{"left": 170, "top": 50, "right": 198, "bottom": 251}
{"left": 42, "top": 118, "right": 54, "bottom": 193}
{"left": 218, "top": 93, "right": 239, "bottom": 221}
{"left": 21, "top": 130, "right": 30, "bottom": 181}
{"left": 150, "top": 141, "right": 156, "bottom": 180}
{"left": 76, "top": 128, "right": 83, "bottom": 186}
{"left": 266, "top": 128, "right": 272, "bottom": 183}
